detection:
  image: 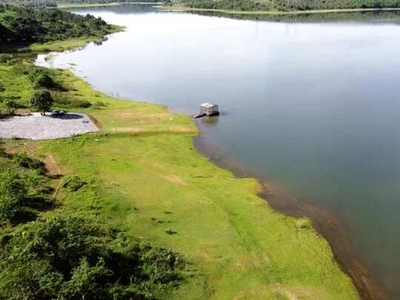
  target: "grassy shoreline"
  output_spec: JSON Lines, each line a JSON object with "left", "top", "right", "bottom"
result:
{"left": 58, "top": 2, "right": 163, "bottom": 9}
{"left": 29, "top": 25, "right": 123, "bottom": 52}
{"left": 159, "top": 4, "right": 400, "bottom": 16}
{"left": 21, "top": 67, "right": 360, "bottom": 299}
{"left": 1, "top": 27, "right": 360, "bottom": 299}
{"left": 57, "top": 1, "right": 400, "bottom": 16}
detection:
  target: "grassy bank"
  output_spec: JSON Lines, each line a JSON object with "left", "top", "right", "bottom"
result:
{"left": 58, "top": 2, "right": 163, "bottom": 9}
{"left": 1, "top": 54, "right": 360, "bottom": 299}
{"left": 29, "top": 25, "right": 123, "bottom": 52}
{"left": 161, "top": 4, "right": 400, "bottom": 16}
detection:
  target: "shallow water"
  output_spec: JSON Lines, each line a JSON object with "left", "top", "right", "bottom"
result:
{"left": 39, "top": 6, "right": 400, "bottom": 298}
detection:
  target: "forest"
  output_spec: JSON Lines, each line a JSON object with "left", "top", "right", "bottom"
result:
{"left": 1, "top": 0, "right": 399, "bottom": 11}
{"left": 0, "top": 0, "right": 161, "bottom": 8}
{"left": 181, "top": 0, "right": 400, "bottom": 11}
{"left": 0, "top": 4, "right": 116, "bottom": 45}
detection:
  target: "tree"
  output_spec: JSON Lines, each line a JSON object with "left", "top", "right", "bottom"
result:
{"left": 0, "top": 216, "right": 185, "bottom": 299}
{"left": 29, "top": 90, "right": 53, "bottom": 114}
{"left": 0, "top": 173, "right": 27, "bottom": 223}
{"left": 34, "top": 73, "right": 56, "bottom": 89}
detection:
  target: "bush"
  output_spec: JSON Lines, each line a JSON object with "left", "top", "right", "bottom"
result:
{"left": 0, "top": 108, "right": 13, "bottom": 119}
{"left": 4, "top": 100, "right": 19, "bottom": 115}
{"left": 29, "top": 90, "right": 53, "bottom": 113}
{"left": 0, "top": 216, "right": 185, "bottom": 300}
{"left": 13, "top": 153, "right": 46, "bottom": 174}
{"left": 0, "top": 171, "right": 52, "bottom": 225}
{"left": 94, "top": 100, "right": 107, "bottom": 108}
{"left": 4, "top": 99, "right": 17, "bottom": 109}
{"left": 0, "top": 151, "right": 52, "bottom": 225}
{"left": 53, "top": 96, "right": 92, "bottom": 109}
{"left": 34, "top": 73, "right": 56, "bottom": 89}
{"left": 76, "top": 99, "right": 92, "bottom": 108}
{"left": 27, "top": 68, "right": 57, "bottom": 89}
{"left": 0, "top": 54, "right": 17, "bottom": 65}
{"left": 62, "top": 175, "right": 87, "bottom": 191}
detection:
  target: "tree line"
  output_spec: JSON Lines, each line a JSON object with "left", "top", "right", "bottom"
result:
{"left": 184, "top": 0, "right": 400, "bottom": 11}
{"left": 0, "top": 4, "right": 114, "bottom": 45}
{"left": 0, "top": 0, "right": 162, "bottom": 8}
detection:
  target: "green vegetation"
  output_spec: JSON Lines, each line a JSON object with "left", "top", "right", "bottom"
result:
{"left": 181, "top": 0, "right": 400, "bottom": 11}
{"left": 0, "top": 3, "right": 361, "bottom": 299}
{"left": 0, "top": 60, "right": 98, "bottom": 117}
{"left": 0, "top": 149, "right": 51, "bottom": 224}
{"left": 0, "top": 4, "right": 122, "bottom": 115}
{"left": 182, "top": 6, "right": 400, "bottom": 22}
{"left": 0, "top": 0, "right": 163, "bottom": 8}
{"left": 29, "top": 90, "right": 54, "bottom": 113}
{"left": 0, "top": 4, "right": 119, "bottom": 46}
{"left": 0, "top": 56, "right": 360, "bottom": 299}
{"left": 3, "top": 0, "right": 400, "bottom": 11}
{"left": 0, "top": 216, "right": 184, "bottom": 299}
{"left": 0, "top": 139, "right": 185, "bottom": 299}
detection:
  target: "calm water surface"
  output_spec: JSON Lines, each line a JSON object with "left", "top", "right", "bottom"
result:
{"left": 39, "top": 6, "right": 400, "bottom": 298}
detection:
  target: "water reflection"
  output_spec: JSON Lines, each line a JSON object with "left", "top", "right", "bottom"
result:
{"left": 200, "top": 115, "right": 220, "bottom": 126}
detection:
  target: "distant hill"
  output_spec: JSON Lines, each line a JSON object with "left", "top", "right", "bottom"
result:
{"left": 181, "top": 0, "right": 400, "bottom": 11}
{"left": 0, "top": 0, "right": 161, "bottom": 8}
{"left": 0, "top": 0, "right": 399, "bottom": 11}
{"left": 0, "top": 4, "right": 114, "bottom": 45}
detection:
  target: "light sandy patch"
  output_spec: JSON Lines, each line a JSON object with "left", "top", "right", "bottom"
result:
{"left": 139, "top": 159, "right": 166, "bottom": 170}
{"left": 111, "top": 111, "right": 170, "bottom": 119}
{"left": 163, "top": 174, "right": 187, "bottom": 186}
{"left": 109, "top": 126, "right": 196, "bottom": 133}
{"left": 269, "top": 284, "right": 327, "bottom": 300}
{"left": 44, "top": 154, "right": 62, "bottom": 177}
{"left": 110, "top": 127, "right": 143, "bottom": 133}
{"left": 167, "top": 125, "right": 197, "bottom": 133}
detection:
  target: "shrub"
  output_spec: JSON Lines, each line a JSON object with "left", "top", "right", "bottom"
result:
{"left": 4, "top": 99, "right": 17, "bottom": 109}
{"left": 62, "top": 175, "right": 87, "bottom": 191}
{"left": 0, "top": 171, "right": 52, "bottom": 225}
{"left": 0, "top": 216, "right": 185, "bottom": 299}
{"left": 29, "top": 90, "right": 53, "bottom": 113}
{"left": 94, "top": 100, "right": 107, "bottom": 108}
{"left": 53, "top": 96, "right": 92, "bottom": 109}
{"left": 13, "top": 153, "right": 46, "bottom": 174}
{"left": 34, "top": 73, "right": 56, "bottom": 89}
{"left": 4, "top": 100, "right": 19, "bottom": 115}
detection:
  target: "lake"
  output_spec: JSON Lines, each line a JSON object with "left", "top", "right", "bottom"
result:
{"left": 38, "top": 6, "right": 400, "bottom": 298}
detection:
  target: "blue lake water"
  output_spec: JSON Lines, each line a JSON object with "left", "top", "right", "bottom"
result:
{"left": 38, "top": 6, "right": 400, "bottom": 298}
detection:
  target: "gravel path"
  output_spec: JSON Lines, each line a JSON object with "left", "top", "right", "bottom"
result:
{"left": 0, "top": 113, "right": 98, "bottom": 140}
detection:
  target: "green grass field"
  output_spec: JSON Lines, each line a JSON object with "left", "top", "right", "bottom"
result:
{"left": 29, "top": 26, "right": 123, "bottom": 52}
{"left": 1, "top": 61, "right": 360, "bottom": 299}
{"left": 30, "top": 37, "right": 102, "bottom": 52}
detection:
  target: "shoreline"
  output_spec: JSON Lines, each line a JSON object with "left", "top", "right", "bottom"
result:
{"left": 36, "top": 42, "right": 375, "bottom": 299}
{"left": 30, "top": 19, "right": 368, "bottom": 300}
{"left": 159, "top": 5, "right": 400, "bottom": 16}
{"left": 58, "top": 2, "right": 163, "bottom": 9}
{"left": 193, "top": 130, "right": 387, "bottom": 300}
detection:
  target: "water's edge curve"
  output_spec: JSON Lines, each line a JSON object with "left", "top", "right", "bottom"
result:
{"left": 193, "top": 132, "right": 387, "bottom": 300}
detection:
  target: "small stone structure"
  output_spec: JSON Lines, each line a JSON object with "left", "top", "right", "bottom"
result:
{"left": 200, "top": 103, "right": 219, "bottom": 116}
